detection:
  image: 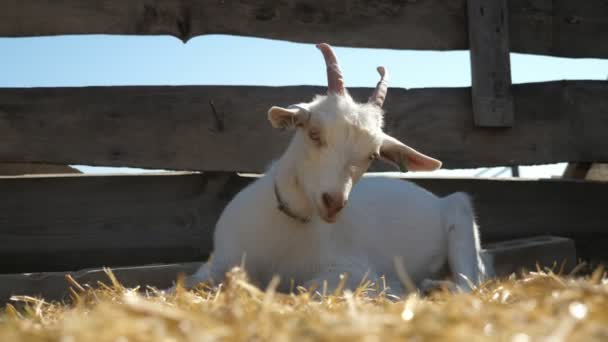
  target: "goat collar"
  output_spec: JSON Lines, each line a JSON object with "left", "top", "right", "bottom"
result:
{"left": 273, "top": 181, "right": 311, "bottom": 224}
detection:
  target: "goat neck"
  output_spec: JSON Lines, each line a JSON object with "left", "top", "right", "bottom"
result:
{"left": 269, "top": 151, "right": 313, "bottom": 223}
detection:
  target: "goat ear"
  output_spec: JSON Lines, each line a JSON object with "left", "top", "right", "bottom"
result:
{"left": 379, "top": 134, "right": 442, "bottom": 172}
{"left": 268, "top": 106, "right": 309, "bottom": 129}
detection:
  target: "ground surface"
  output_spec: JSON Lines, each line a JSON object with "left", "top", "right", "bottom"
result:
{"left": 0, "top": 267, "right": 607, "bottom": 341}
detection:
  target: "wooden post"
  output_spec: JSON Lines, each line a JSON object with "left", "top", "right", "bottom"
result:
{"left": 510, "top": 166, "right": 519, "bottom": 177}
{"left": 467, "top": 0, "right": 514, "bottom": 127}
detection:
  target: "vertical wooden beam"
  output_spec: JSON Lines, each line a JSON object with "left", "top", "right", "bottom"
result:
{"left": 510, "top": 166, "right": 520, "bottom": 177}
{"left": 467, "top": 0, "right": 514, "bottom": 127}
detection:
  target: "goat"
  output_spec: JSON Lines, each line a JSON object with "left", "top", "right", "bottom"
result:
{"left": 180, "top": 43, "right": 488, "bottom": 297}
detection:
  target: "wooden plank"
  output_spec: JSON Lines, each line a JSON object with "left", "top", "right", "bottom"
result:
{"left": 1, "top": 173, "right": 607, "bottom": 273}
{"left": 1, "top": 1, "right": 608, "bottom": 58}
{"left": 0, "top": 172, "right": 250, "bottom": 273}
{"left": 1, "top": 81, "right": 608, "bottom": 172}
{"left": 510, "top": 0, "right": 608, "bottom": 59}
{"left": 467, "top": 0, "right": 514, "bottom": 127}
{"left": 410, "top": 177, "right": 608, "bottom": 244}
{"left": 0, "top": 162, "right": 80, "bottom": 175}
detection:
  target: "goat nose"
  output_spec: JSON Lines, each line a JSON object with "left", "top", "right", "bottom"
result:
{"left": 322, "top": 192, "right": 346, "bottom": 214}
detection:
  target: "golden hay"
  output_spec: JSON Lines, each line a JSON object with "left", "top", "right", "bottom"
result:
{"left": 1, "top": 267, "right": 607, "bottom": 342}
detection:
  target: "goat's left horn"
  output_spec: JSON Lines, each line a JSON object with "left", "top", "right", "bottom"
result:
{"left": 369, "top": 66, "right": 389, "bottom": 107}
{"left": 316, "top": 43, "right": 345, "bottom": 95}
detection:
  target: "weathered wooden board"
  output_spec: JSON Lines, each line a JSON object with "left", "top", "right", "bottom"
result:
{"left": 0, "top": 162, "right": 80, "bottom": 175}
{"left": 1, "top": 1, "right": 608, "bottom": 58}
{"left": 1, "top": 81, "right": 608, "bottom": 172}
{"left": 1, "top": 173, "right": 607, "bottom": 273}
{"left": 467, "top": 0, "right": 514, "bottom": 127}
{"left": 412, "top": 177, "right": 608, "bottom": 241}
{"left": 510, "top": 0, "right": 608, "bottom": 59}
{"left": 0, "top": 172, "right": 250, "bottom": 273}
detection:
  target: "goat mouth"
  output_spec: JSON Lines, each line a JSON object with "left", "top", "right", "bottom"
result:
{"left": 319, "top": 209, "right": 339, "bottom": 223}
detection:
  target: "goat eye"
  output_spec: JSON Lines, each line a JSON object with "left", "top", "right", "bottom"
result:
{"left": 369, "top": 152, "right": 380, "bottom": 161}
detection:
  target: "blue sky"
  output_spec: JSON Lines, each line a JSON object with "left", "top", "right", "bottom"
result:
{"left": 1, "top": 34, "right": 607, "bottom": 177}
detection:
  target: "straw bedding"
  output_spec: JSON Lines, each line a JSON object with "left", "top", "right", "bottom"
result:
{"left": 1, "top": 266, "right": 607, "bottom": 341}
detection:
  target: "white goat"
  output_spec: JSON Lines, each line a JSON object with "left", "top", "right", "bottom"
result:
{"left": 181, "top": 43, "right": 487, "bottom": 296}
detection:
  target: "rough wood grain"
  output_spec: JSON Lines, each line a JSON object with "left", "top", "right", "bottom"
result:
{"left": 467, "top": 0, "right": 514, "bottom": 127}
{"left": 1, "top": 81, "right": 608, "bottom": 172}
{"left": 411, "top": 178, "right": 608, "bottom": 242}
{"left": 0, "top": 162, "right": 80, "bottom": 175}
{"left": 1, "top": 173, "right": 607, "bottom": 273}
{"left": 1, "top": 1, "right": 608, "bottom": 58}
{"left": 0, "top": 172, "right": 250, "bottom": 273}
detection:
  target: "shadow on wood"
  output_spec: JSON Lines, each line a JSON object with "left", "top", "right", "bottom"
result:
{"left": 2, "top": 1, "right": 608, "bottom": 58}
{"left": 0, "top": 162, "right": 81, "bottom": 176}
{"left": 1, "top": 173, "right": 607, "bottom": 273}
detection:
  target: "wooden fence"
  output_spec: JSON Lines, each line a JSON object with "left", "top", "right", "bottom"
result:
{"left": 1, "top": 1, "right": 607, "bottom": 273}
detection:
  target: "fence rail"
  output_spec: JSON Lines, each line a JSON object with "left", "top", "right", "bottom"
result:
{"left": 0, "top": 172, "right": 244, "bottom": 273}
{"left": 1, "top": 81, "right": 607, "bottom": 172}
{"left": 1, "top": 172, "right": 606, "bottom": 273}
{"left": 2, "top": 0, "right": 608, "bottom": 58}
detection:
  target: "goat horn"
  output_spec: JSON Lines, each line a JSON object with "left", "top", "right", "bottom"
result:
{"left": 316, "top": 43, "right": 345, "bottom": 95}
{"left": 369, "top": 66, "right": 389, "bottom": 107}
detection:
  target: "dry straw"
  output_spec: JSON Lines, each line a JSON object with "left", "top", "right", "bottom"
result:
{"left": 1, "top": 266, "right": 607, "bottom": 341}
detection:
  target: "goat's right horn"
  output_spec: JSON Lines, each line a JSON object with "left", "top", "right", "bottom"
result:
{"left": 316, "top": 43, "right": 345, "bottom": 95}
{"left": 368, "top": 66, "right": 389, "bottom": 107}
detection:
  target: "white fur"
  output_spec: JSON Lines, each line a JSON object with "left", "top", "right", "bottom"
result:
{"left": 183, "top": 92, "right": 487, "bottom": 297}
